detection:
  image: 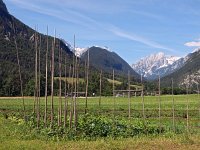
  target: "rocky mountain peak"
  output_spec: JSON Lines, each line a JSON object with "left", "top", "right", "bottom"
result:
{"left": 132, "top": 52, "right": 181, "bottom": 80}
{"left": 0, "top": 0, "right": 8, "bottom": 14}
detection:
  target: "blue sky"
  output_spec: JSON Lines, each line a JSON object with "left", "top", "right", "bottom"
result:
{"left": 4, "top": 0, "right": 200, "bottom": 64}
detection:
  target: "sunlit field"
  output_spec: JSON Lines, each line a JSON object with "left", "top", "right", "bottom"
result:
{"left": 0, "top": 95, "right": 200, "bottom": 150}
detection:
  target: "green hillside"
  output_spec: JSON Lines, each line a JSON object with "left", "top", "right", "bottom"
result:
{"left": 81, "top": 46, "right": 140, "bottom": 81}
{"left": 0, "top": 0, "right": 74, "bottom": 96}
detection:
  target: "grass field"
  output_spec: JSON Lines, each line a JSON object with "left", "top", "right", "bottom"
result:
{"left": 0, "top": 95, "right": 199, "bottom": 149}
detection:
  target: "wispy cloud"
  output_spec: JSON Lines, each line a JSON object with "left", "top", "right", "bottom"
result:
{"left": 184, "top": 37, "right": 200, "bottom": 47}
{"left": 7, "top": 0, "right": 99, "bottom": 29}
{"left": 8, "top": 0, "right": 175, "bottom": 52}
{"left": 108, "top": 26, "right": 175, "bottom": 52}
{"left": 185, "top": 41, "right": 200, "bottom": 47}
{"left": 128, "top": 9, "right": 163, "bottom": 21}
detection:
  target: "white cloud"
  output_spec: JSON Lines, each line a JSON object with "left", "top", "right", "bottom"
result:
{"left": 108, "top": 26, "right": 175, "bottom": 52}
{"left": 185, "top": 41, "right": 200, "bottom": 47}
{"left": 8, "top": 0, "right": 175, "bottom": 52}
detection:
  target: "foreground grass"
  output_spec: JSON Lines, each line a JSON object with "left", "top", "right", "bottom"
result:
{"left": 1, "top": 136, "right": 200, "bottom": 150}
{"left": 0, "top": 95, "right": 200, "bottom": 149}
{"left": 0, "top": 115, "right": 200, "bottom": 150}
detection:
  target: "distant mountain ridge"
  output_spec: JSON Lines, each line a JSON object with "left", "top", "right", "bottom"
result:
{"left": 81, "top": 46, "right": 140, "bottom": 80}
{"left": 161, "top": 48, "right": 200, "bottom": 87}
{"left": 132, "top": 52, "right": 183, "bottom": 80}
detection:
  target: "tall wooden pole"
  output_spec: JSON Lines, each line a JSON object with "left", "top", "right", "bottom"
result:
{"left": 128, "top": 71, "right": 131, "bottom": 119}
{"left": 50, "top": 30, "right": 56, "bottom": 127}
{"left": 186, "top": 79, "right": 189, "bottom": 133}
{"left": 37, "top": 34, "right": 41, "bottom": 128}
{"left": 73, "top": 35, "right": 77, "bottom": 129}
{"left": 58, "top": 41, "right": 62, "bottom": 126}
{"left": 44, "top": 26, "right": 48, "bottom": 126}
{"left": 69, "top": 63, "right": 73, "bottom": 128}
{"left": 99, "top": 70, "right": 102, "bottom": 109}
{"left": 64, "top": 57, "right": 67, "bottom": 128}
{"left": 113, "top": 69, "right": 115, "bottom": 117}
{"left": 35, "top": 26, "right": 39, "bottom": 128}
{"left": 141, "top": 74, "right": 145, "bottom": 120}
{"left": 172, "top": 78, "right": 175, "bottom": 132}
{"left": 68, "top": 65, "right": 72, "bottom": 95}
{"left": 77, "top": 59, "right": 80, "bottom": 98}
{"left": 12, "top": 23, "right": 25, "bottom": 118}
{"left": 158, "top": 74, "right": 161, "bottom": 134}
{"left": 70, "top": 35, "right": 76, "bottom": 128}
{"left": 85, "top": 49, "right": 89, "bottom": 114}
{"left": 34, "top": 28, "right": 38, "bottom": 114}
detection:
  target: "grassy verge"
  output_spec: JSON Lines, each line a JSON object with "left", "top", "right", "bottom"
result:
{"left": 0, "top": 95, "right": 200, "bottom": 149}
{"left": 0, "top": 119, "right": 199, "bottom": 150}
{"left": 0, "top": 115, "right": 200, "bottom": 150}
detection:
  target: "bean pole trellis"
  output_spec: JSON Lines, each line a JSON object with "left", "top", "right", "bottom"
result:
{"left": 12, "top": 25, "right": 200, "bottom": 133}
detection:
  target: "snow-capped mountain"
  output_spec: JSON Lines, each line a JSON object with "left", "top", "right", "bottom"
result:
{"left": 162, "top": 48, "right": 200, "bottom": 87}
{"left": 75, "top": 47, "right": 87, "bottom": 57}
{"left": 132, "top": 52, "right": 185, "bottom": 80}
{"left": 61, "top": 39, "right": 87, "bottom": 57}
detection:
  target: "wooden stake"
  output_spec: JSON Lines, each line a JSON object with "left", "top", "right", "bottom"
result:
{"left": 44, "top": 26, "right": 48, "bottom": 127}
{"left": 128, "top": 71, "right": 131, "bottom": 119}
{"left": 172, "top": 78, "right": 175, "bottom": 132}
{"left": 69, "top": 63, "right": 73, "bottom": 128}
{"left": 113, "top": 69, "right": 115, "bottom": 117}
{"left": 64, "top": 57, "right": 67, "bottom": 128}
{"left": 141, "top": 74, "right": 145, "bottom": 120}
{"left": 69, "top": 35, "right": 76, "bottom": 128}
{"left": 37, "top": 34, "right": 41, "bottom": 128}
{"left": 58, "top": 41, "right": 62, "bottom": 126}
{"left": 73, "top": 35, "right": 77, "bottom": 129}
{"left": 158, "top": 74, "right": 161, "bottom": 134}
{"left": 186, "top": 82, "right": 189, "bottom": 133}
{"left": 85, "top": 49, "right": 89, "bottom": 114}
{"left": 12, "top": 23, "right": 25, "bottom": 118}
{"left": 99, "top": 70, "right": 102, "bottom": 110}
{"left": 77, "top": 59, "right": 80, "bottom": 98}
{"left": 34, "top": 28, "right": 38, "bottom": 114}
{"left": 50, "top": 30, "right": 56, "bottom": 127}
